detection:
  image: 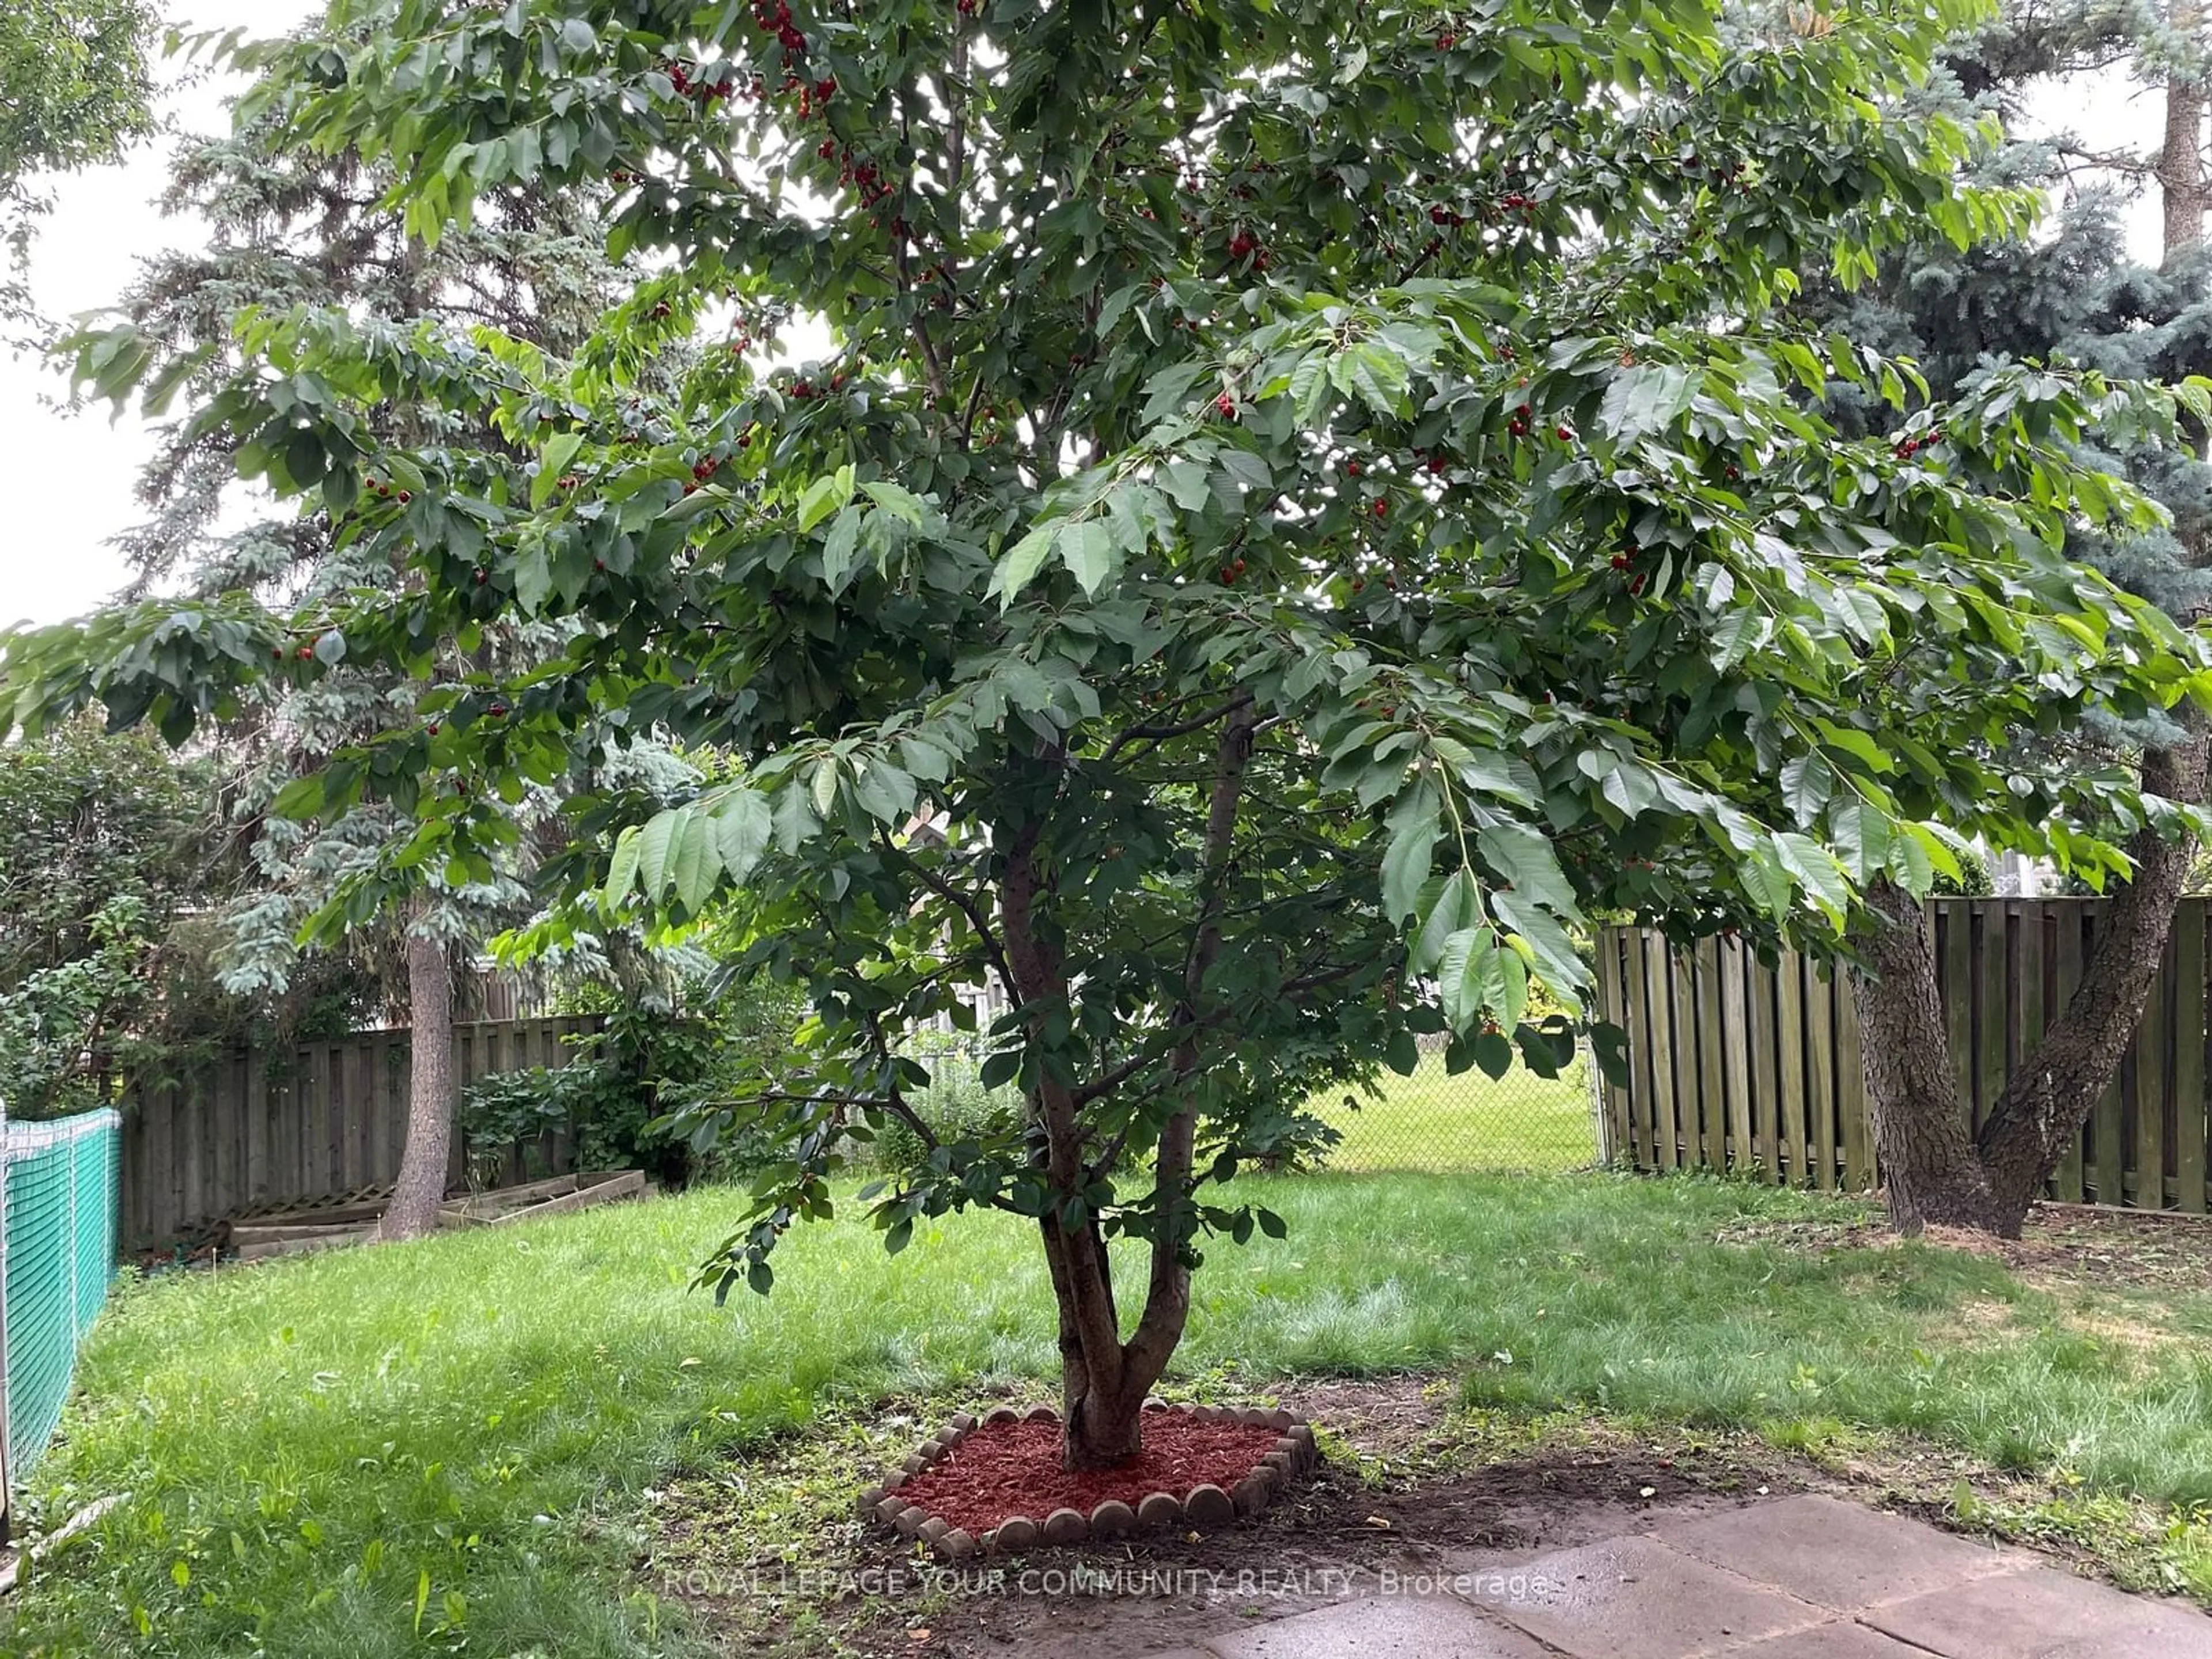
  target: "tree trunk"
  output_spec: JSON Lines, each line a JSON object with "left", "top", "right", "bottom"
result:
{"left": 998, "top": 700, "right": 1257, "bottom": 1469}
{"left": 2160, "top": 24, "right": 2208, "bottom": 260}
{"left": 1854, "top": 721, "right": 2207, "bottom": 1238}
{"left": 1040, "top": 1209, "right": 1149, "bottom": 1467}
{"left": 384, "top": 930, "right": 456, "bottom": 1240}
{"left": 1850, "top": 883, "right": 2009, "bottom": 1234}
{"left": 1974, "top": 726, "right": 2209, "bottom": 1228}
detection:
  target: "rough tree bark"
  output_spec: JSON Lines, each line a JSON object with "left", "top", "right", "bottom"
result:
{"left": 2160, "top": 15, "right": 2209, "bottom": 260}
{"left": 1000, "top": 699, "right": 1257, "bottom": 1468}
{"left": 383, "top": 928, "right": 457, "bottom": 1240}
{"left": 1852, "top": 881, "right": 2008, "bottom": 1233}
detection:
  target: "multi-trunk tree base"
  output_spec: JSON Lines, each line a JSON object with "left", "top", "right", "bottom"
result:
{"left": 1853, "top": 730, "right": 2209, "bottom": 1240}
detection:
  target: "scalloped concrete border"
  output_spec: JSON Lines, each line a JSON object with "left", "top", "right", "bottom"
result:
{"left": 855, "top": 1399, "right": 1320, "bottom": 1560}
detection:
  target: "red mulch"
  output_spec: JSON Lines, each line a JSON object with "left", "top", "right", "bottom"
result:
{"left": 894, "top": 1414, "right": 1278, "bottom": 1536}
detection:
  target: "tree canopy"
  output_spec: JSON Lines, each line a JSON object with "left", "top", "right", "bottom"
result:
{"left": 7, "top": 0, "right": 2212, "bottom": 1456}
{"left": 1, "top": 0, "right": 157, "bottom": 332}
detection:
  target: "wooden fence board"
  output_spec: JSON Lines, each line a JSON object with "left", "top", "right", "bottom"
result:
{"left": 1747, "top": 950, "right": 1780, "bottom": 1179}
{"left": 1624, "top": 934, "right": 1655, "bottom": 1168}
{"left": 1974, "top": 902, "right": 2008, "bottom": 1134}
{"left": 2137, "top": 931, "right": 2171, "bottom": 1209}
{"left": 1721, "top": 941, "right": 1753, "bottom": 1172}
{"left": 1695, "top": 939, "right": 1726, "bottom": 1172}
{"left": 118, "top": 1016, "right": 605, "bottom": 1248}
{"left": 1596, "top": 931, "right": 1633, "bottom": 1161}
{"left": 1668, "top": 949, "right": 1699, "bottom": 1171}
{"left": 1940, "top": 905, "right": 1974, "bottom": 1133}
{"left": 1593, "top": 899, "right": 2212, "bottom": 1217}
{"left": 2177, "top": 906, "right": 2208, "bottom": 1215}
{"left": 1806, "top": 963, "right": 1837, "bottom": 1192}
{"left": 2052, "top": 906, "right": 2088, "bottom": 1203}
{"left": 1836, "top": 968, "right": 1868, "bottom": 1191}
{"left": 1775, "top": 952, "right": 1806, "bottom": 1183}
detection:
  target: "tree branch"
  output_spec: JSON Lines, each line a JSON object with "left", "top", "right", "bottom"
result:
{"left": 877, "top": 827, "right": 1020, "bottom": 1008}
{"left": 1101, "top": 691, "right": 1253, "bottom": 761}
{"left": 1121, "top": 695, "right": 1259, "bottom": 1381}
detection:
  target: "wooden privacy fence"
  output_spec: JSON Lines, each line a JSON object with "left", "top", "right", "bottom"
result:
{"left": 119, "top": 1015, "right": 604, "bottom": 1248}
{"left": 1594, "top": 898, "right": 2212, "bottom": 1213}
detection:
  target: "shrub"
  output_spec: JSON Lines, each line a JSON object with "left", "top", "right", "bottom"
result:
{"left": 862, "top": 1033, "right": 1024, "bottom": 1171}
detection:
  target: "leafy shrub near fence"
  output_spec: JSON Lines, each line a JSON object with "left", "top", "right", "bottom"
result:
{"left": 461, "top": 977, "right": 811, "bottom": 1187}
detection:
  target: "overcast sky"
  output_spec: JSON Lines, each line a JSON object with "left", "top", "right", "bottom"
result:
{"left": 0, "top": 22, "right": 2172, "bottom": 631}
{"left": 2, "top": 2, "right": 312, "bottom": 632}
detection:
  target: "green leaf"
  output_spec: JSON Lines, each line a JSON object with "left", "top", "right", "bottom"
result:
{"left": 1890, "top": 824, "right": 1944, "bottom": 893}
{"left": 1411, "top": 868, "right": 1480, "bottom": 975}
{"left": 1781, "top": 753, "right": 1835, "bottom": 827}
{"left": 636, "top": 807, "right": 687, "bottom": 897}
{"left": 1601, "top": 764, "right": 1657, "bottom": 818}
{"left": 533, "top": 430, "right": 581, "bottom": 507}
{"left": 1741, "top": 847, "right": 1794, "bottom": 925}
{"left": 1437, "top": 925, "right": 1500, "bottom": 1032}
{"left": 988, "top": 524, "right": 1056, "bottom": 607}
{"left": 1492, "top": 890, "right": 1589, "bottom": 1010}
{"left": 1831, "top": 799, "right": 1890, "bottom": 884}
{"left": 820, "top": 506, "right": 863, "bottom": 593}
{"left": 514, "top": 548, "right": 552, "bottom": 614}
{"left": 602, "top": 824, "right": 642, "bottom": 906}
{"left": 671, "top": 812, "right": 718, "bottom": 912}
{"left": 712, "top": 789, "right": 772, "bottom": 885}
{"left": 861, "top": 479, "right": 927, "bottom": 525}
{"left": 1379, "top": 789, "right": 1442, "bottom": 924}
{"left": 1384, "top": 1027, "right": 1419, "bottom": 1075}
{"left": 796, "top": 469, "right": 850, "bottom": 533}
{"left": 1060, "top": 520, "right": 1115, "bottom": 595}
{"left": 1478, "top": 824, "right": 1575, "bottom": 914}
{"left": 1775, "top": 831, "right": 1851, "bottom": 921}
{"left": 1160, "top": 459, "right": 1210, "bottom": 512}
{"left": 1494, "top": 943, "right": 1529, "bottom": 1033}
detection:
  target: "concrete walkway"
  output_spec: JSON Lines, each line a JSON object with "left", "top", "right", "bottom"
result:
{"left": 1155, "top": 1496, "right": 2212, "bottom": 1658}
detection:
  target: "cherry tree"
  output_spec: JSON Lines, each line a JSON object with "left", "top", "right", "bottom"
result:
{"left": 6, "top": 0, "right": 2209, "bottom": 1462}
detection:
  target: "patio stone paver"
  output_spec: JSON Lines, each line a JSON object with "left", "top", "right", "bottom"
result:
{"left": 1181, "top": 1498, "right": 2212, "bottom": 1658}
{"left": 1654, "top": 1494, "right": 2020, "bottom": 1611}
{"left": 1199, "top": 1594, "right": 1548, "bottom": 1657}
{"left": 1714, "top": 1622, "right": 1941, "bottom": 1657}
{"left": 1456, "top": 1534, "right": 1827, "bottom": 1658}
{"left": 1863, "top": 1566, "right": 2212, "bottom": 1659}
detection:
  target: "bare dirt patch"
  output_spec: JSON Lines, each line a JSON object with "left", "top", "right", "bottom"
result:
{"left": 1716, "top": 1199, "right": 2212, "bottom": 1293}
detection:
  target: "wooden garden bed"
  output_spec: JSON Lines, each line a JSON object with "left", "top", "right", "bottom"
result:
{"left": 224, "top": 1169, "right": 646, "bottom": 1260}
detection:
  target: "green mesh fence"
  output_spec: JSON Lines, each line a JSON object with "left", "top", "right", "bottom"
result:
{"left": 3, "top": 1109, "right": 120, "bottom": 1482}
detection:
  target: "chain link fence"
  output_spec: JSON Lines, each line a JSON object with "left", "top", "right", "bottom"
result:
{"left": 1305, "top": 1038, "right": 1603, "bottom": 1173}
{"left": 3, "top": 1108, "right": 121, "bottom": 1497}
{"left": 895, "top": 1029, "right": 1603, "bottom": 1175}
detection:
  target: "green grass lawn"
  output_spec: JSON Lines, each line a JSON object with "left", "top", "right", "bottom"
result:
{"left": 1308, "top": 1051, "right": 1597, "bottom": 1172}
{"left": 13, "top": 1172, "right": 2212, "bottom": 1658}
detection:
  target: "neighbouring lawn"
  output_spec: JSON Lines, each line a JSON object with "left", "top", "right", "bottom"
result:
{"left": 12, "top": 1172, "right": 2212, "bottom": 1658}
{"left": 1308, "top": 1051, "right": 1597, "bottom": 1171}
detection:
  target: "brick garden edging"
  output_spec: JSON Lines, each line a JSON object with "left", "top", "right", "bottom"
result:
{"left": 855, "top": 1399, "right": 1321, "bottom": 1560}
